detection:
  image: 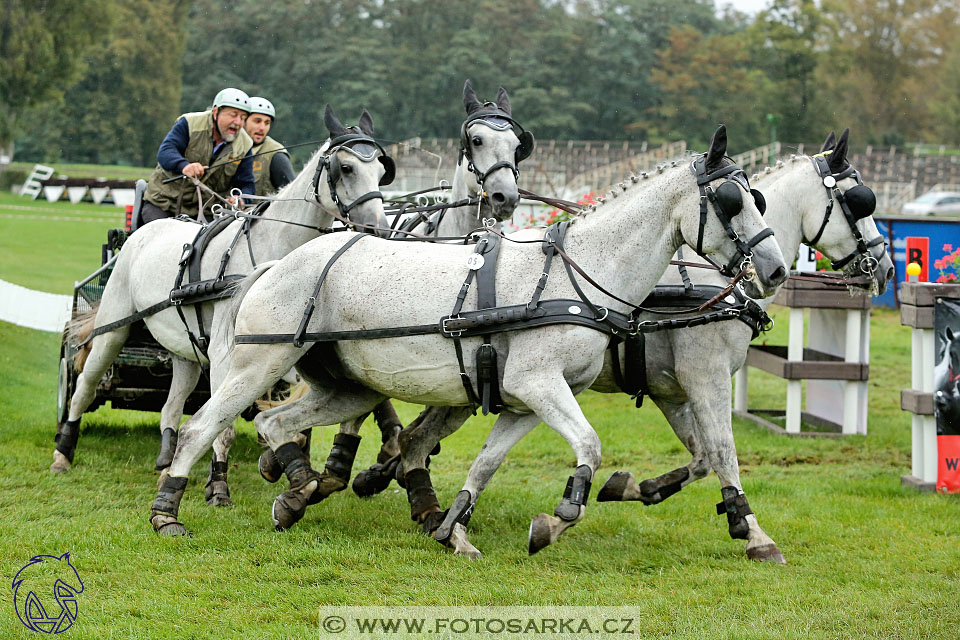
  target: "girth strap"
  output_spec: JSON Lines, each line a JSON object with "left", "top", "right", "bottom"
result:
{"left": 77, "top": 275, "right": 244, "bottom": 347}
{"left": 293, "top": 233, "right": 369, "bottom": 348}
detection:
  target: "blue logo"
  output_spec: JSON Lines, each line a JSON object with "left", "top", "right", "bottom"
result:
{"left": 12, "top": 553, "right": 83, "bottom": 634}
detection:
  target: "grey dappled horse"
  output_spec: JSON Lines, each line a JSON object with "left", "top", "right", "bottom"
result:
{"left": 407, "top": 79, "right": 528, "bottom": 238}
{"left": 256, "top": 80, "right": 532, "bottom": 484}
{"left": 52, "top": 107, "right": 392, "bottom": 504}
{"left": 387, "top": 129, "right": 892, "bottom": 562}
{"left": 149, "top": 127, "right": 788, "bottom": 553}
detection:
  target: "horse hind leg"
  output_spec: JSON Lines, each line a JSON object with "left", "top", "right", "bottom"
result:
{"left": 431, "top": 411, "right": 542, "bottom": 559}
{"left": 597, "top": 399, "right": 710, "bottom": 504}
{"left": 395, "top": 406, "right": 472, "bottom": 531}
{"left": 256, "top": 381, "right": 384, "bottom": 531}
{"left": 683, "top": 391, "right": 786, "bottom": 564}
{"left": 155, "top": 357, "right": 202, "bottom": 471}
{"left": 52, "top": 325, "right": 132, "bottom": 473}
{"left": 206, "top": 425, "right": 235, "bottom": 507}
{"left": 351, "top": 401, "right": 408, "bottom": 498}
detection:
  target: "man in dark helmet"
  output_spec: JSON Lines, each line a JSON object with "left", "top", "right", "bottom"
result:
{"left": 244, "top": 96, "right": 295, "bottom": 197}
{"left": 140, "top": 87, "right": 256, "bottom": 223}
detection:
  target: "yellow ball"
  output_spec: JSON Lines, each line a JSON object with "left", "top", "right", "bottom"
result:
{"left": 906, "top": 262, "right": 922, "bottom": 276}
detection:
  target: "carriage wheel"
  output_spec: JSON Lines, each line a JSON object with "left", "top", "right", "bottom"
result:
{"left": 56, "top": 327, "right": 77, "bottom": 427}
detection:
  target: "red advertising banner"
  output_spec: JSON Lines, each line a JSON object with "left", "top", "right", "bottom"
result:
{"left": 905, "top": 236, "right": 930, "bottom": 282}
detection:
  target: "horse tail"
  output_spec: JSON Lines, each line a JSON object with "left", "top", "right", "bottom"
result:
{"left": 256, "top": 378, "right": 309, "bottom": 410}
{"left": 211, "top": 261, "right": 280, "bottom": 373}
{"left": 67, "top": 303, "right": 99, "bottom": 372}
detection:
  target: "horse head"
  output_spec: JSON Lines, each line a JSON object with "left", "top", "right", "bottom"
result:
{"left": 800, "top": 128, "right": 894, "bottom": 294}
{"left": 457, "top": 79, "right": 533, "bottom": 223}
{"left": 680, "top": 125, "right": 787, "bottom": 299}
{"left": 314, "top": 105, "right": 392, "bottom": 238}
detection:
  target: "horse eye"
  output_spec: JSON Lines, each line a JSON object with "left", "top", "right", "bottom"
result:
{"left": 471, "top": 136, "right": 482, "bottom": 146}
{"left": 341, "top": 164, "right": 353, "bottom": 175}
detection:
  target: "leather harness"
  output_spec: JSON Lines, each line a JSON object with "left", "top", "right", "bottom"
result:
{"left": 236, "top": 221, "right": 771, "bottom": 414}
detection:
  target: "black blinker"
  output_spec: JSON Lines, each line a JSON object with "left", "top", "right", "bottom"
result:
{"left": 714, "top": 181, "right": 743, "bottom": 219}
{"left": 751, "top": 188, "right": 767, "bottom": 215}
{"left": 516, "top": 131, "right": 535, "bottom": 163}
{"left": 379, "top": 156, "right": 396, "bottom": 186}
{"left": 328, "top": 155, "right": 341, "bottom": 184}
{"left": 844, "top": 185, "right": 876, "bottom": 219}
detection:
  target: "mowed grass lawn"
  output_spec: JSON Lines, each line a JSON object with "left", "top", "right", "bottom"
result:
{"left": 1, "top": 195, "right": 958, "bottom": 639}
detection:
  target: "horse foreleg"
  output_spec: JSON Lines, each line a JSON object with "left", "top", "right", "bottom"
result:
{"left": 52, "top": 326, "right": 131, "bottom": 473}
{"left": 432, "top": 411, "right": 541, "bottom": 559}
{"left": 597, "top": 398, "right": 710, "bottom": 504}
{"left": 155, "top": 357, "right": 202, "bottom": 471}
{"left": 685, "top": 384, "right": 786, "bottom": 564}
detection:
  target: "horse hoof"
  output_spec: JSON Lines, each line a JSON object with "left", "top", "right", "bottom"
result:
{"left": 308, "top": 473, "right": 347, "bottom": 505}
{"left": 272, "top": 488, "right": 311, "bottom": 532}
{"left": 205, "top": 480, "right": 232, "bottom": 507}
{"left": 597, "top": 471, "right": 633, "bottom": 502}
{"left": 436, "top": 523, "right": 481, "bottom": 559}
{"left": 747, "top": 543, "right": 787, "bottom": 564}
{"left": 352, "top": 467, "right": 392, "bottom": 498}
{"left": 206, "top": 493, "right": 233, "bottom": 507}
{"left": 528, "top": 514, "right": 557, "bottom": 555}
{"left": 50, "top": 450, "right": 72, "bottom": 473}
{"left": 258, "top": 448, "right": 282, "bottom": 483}
{"left": 151, "top": 514, "right": 190, "bottom": 537}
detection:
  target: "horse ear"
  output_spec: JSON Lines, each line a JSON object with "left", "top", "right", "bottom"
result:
{"left": 324, "top": 105, "right": 347, "bottom": 138}
{"left": 828, "top": 128, "right": 850, "bottom": 172}
{"left": 821, "top": 131, "right": 837, "bottom": 153}
{"left": 463, "top": 79, "right": 482, "bottom": 115}
{"left": 706, "top": 125, "right": 728, "bottom": 169}
{"left": 358, "top": 109, "right": 375, "bottom": 136}
{"left": 495, "top": 87, "right": 512, "bottom": 116}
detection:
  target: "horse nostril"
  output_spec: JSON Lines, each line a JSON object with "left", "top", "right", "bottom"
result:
{"left": 492, "top": 192, "right": 506, "bottom": 204}
{"left": 769, "top": 265, "right": 787, "bottom": 284}
{"left": 885, "top": 266, "right": 894, "bottom": 282}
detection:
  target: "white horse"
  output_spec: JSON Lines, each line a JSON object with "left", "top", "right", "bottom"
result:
{"left": 148, "top": 126, "right": 788, "bottom": 547}
{"left": 390, "top": 129, "right": 894, "bottom": 562}
{"left": 256, "top": 80, "right": 533, "bottom": 485}
{"left": 52, "top": 106, "right": 393, "bottom": 503}
{"left": 404, "top": 79, "right": 528, "bottom": 238}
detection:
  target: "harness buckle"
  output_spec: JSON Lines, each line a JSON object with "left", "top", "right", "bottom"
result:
{"left": 442, "top": 316, "right": 464, "bottom": 337}
{"left": 594, "top": 306, "right": 609, "bottom": 322}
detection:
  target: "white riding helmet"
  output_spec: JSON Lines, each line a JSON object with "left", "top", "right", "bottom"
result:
{"left": 212, "top": 88, "right": 250, "bottom": 113}
{"left": 249, "top": 97, "right": 276, "bottom": 120}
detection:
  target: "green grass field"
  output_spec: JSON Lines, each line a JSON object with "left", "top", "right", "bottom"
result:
{"left": 1, "top": 195, "right": 958, "bottom": 639}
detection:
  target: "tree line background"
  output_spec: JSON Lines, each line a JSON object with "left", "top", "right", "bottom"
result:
{"left": 3, "top": 0, "right": 959, "bottom": 169}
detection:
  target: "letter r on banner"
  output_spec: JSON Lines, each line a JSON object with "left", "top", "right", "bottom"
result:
{"left": 905, "top": 236, "right": 929, "bottom": 281}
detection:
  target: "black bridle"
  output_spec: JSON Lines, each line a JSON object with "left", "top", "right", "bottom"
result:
{"left": 457, "top": 105, "right": 534, "bottom": 191}
{"left": 691, "top": 156, "right": 774, "bottom": 278}
{"left": 804, "top": 154, "right": 885, "bottom": 273}
{"left": 312, "top": 129, "right": 396, "bottom": 227}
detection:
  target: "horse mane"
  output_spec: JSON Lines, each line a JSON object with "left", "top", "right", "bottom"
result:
{"left": 573, "top": 157, "right": 692, "bottom": 221}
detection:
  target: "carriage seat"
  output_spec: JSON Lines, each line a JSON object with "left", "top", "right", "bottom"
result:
{"left": 129, "top": 179, "right": 148, "bottom": 233}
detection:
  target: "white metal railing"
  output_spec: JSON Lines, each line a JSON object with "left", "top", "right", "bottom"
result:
{"left": 20, "top": 164, "right": 55, "bottom": 199}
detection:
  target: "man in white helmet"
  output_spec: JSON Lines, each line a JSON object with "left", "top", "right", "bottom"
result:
{"left": 141, "top": 87, "right": 256, "bottom": 223}
{"left": 244, "top": 96, "right": 295, "bottom": 197}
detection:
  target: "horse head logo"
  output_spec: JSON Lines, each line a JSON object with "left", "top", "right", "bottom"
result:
{"left": 12, "top": 553, "right": 84, "bottom": 634}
